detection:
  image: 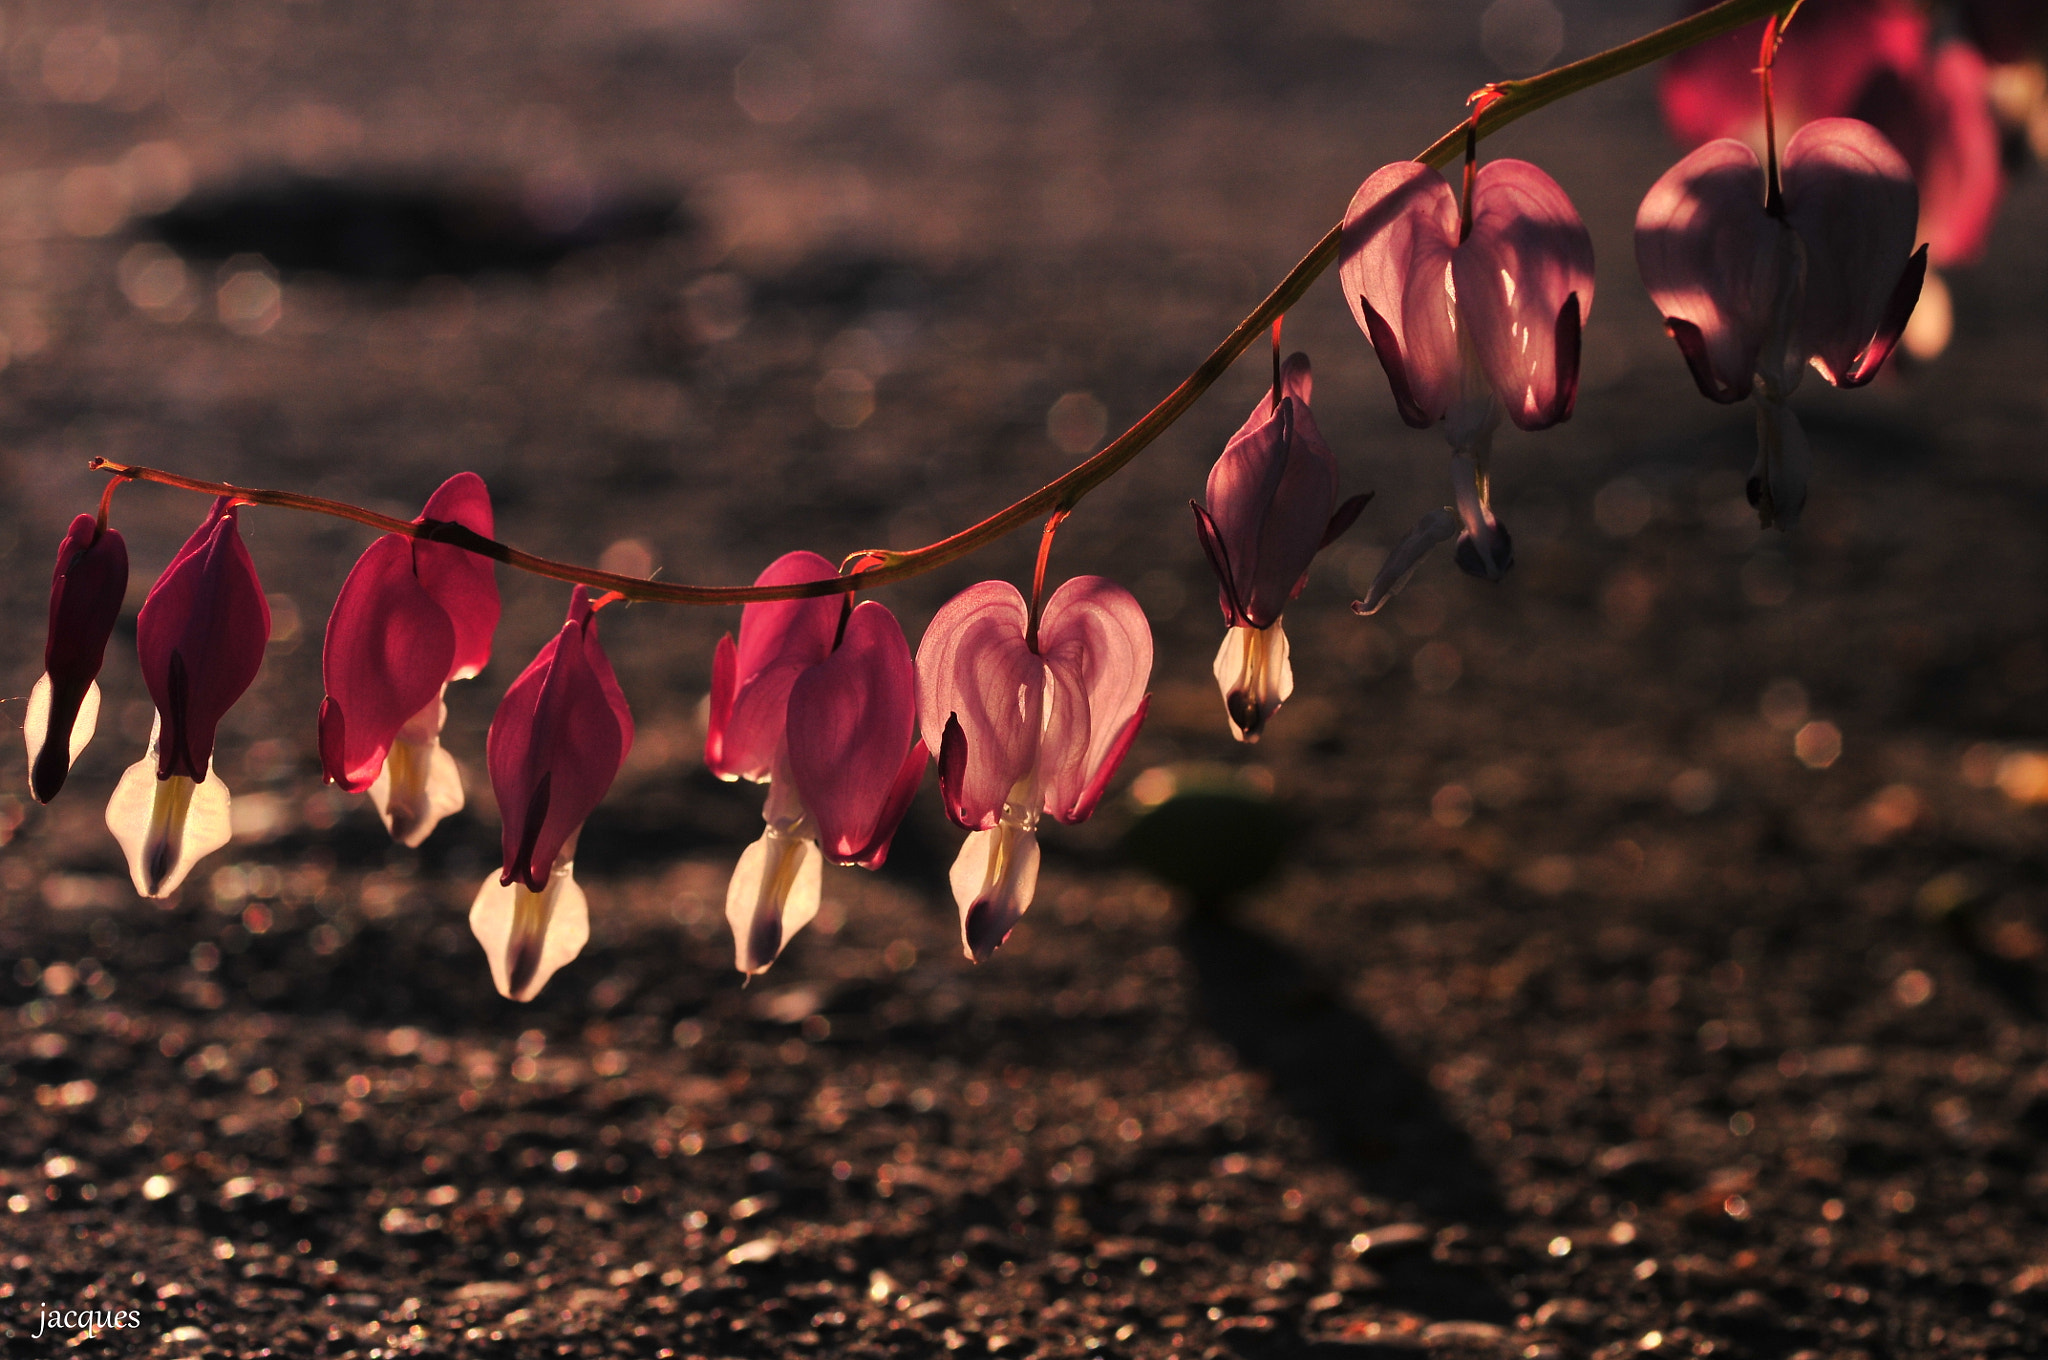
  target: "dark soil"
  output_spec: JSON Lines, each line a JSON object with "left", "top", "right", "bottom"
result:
{"left": 1, "top": 2, "right": 2046, "bottom": 1357}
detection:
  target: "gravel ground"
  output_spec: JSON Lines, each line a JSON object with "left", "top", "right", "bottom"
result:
{"left": 1, "top": 2, "right": 2047, "bottom": 1356}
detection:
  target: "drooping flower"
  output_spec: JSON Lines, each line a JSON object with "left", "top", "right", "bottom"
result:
{"left": 25, "top": 513, "right": 127, "bottom": 803}
{"left": 1660, "top": 0, "right": 2002, "bottom": 271}
{"left": 917, "top": 577, "right": 1151, "bottom": 961}
{"left": 1636, "top": 117, "right": 1924, "bottom": 525}
{"left": 1340, "top": 156, "right": 1594, "bottom": 610}
{"left": 318, "top": 472, "right": 499, "bottom": 846}
{"left": 1192, "top": 351, "right": 1369, "bottom": 741}
{"left": 470, "top": 585, "right": 632, "bottom": 1002}
{"left": 706, "top": 552, "right": 925, "bottom": 977}
{"left": 106, "top": 497, "right": 269, "bottom": 898}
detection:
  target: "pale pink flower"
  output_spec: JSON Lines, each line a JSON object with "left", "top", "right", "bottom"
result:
{"left": 1192, "top": 351, "right": 1368, "bottom": 741}
{"left": 1636, "top": 118, "right": 1924, "bottom": 525}
{"left": 1340, "top": 158, "right": 1593, "bottom": 610}
{"left": 917, "top": 577, "right": 1150, "bottom": 961}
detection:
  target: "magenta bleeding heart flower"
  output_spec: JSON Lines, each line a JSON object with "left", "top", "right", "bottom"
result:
{"left": 706, "top": 552, "right": 926, "bottom": 977}
{"left": 1340, "top": 156, "right": 1593, "bottom": 611}
{"left": 470, "top": 585, "right": 633, "bottom": 1002}
{"left": 319, "top": 472, "right": 500, "bottom": 847}
{"left": 25, "top": 513, "right": 127, "bottom": 804}
{"left": 1191, "top": 351, "right": 1369, "bottom": 742}
{"left": 1636, "top": 117, "right": 1925, "bottom": 526}
{"left": 917, "top": 576, "right": 1150, "bottom": 962}
{"left": 106, "top": 497, "right": 270, "bottom": 899}
{"left": 1660, "top": 0, "right": 2002, "bottom": 271}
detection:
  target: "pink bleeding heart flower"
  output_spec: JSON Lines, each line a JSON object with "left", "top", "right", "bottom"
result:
{"left": 1191, "top": 351, "right": 1369, "bottom": 742}
{"left": 470, "top": 585, "right": 633, "bottom": 1002}
{"left": 318, "top": 472, "right": 500, "bottom": 846}
{"left": 1340, "top": 157, "right": 1593, "bottom": 603}
{"left": 1637, "top": 118, "right": 1924, "bottom": 526}
{"left": 711, "top": 552, "right": 925, "bottom": 977}
{"left": 917, "top": 576, "right": 1151, "bottom": 962}
{"left": 25, "top": 513, "right": 127, "bottom": 804}
{"left": 1659, "top": 0, "right": 2002, "bottom": 270}
{"left": 106, "top": 497, "right": 269, "bottom": 899}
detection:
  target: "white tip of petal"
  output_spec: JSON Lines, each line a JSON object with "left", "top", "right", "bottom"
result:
{"left": 469, "top": 859, "right": 589, "bottom": 1002}
{"left": 370, "top": 735, "right": 465, "bottom": 848}
{"left": 106, "top": 752, "right": 232, "bottom": 900}
{"left": 724, "top": 828, "right": 823, "bottom": 976}
{"left": 1212, "top": 622, "right": 1294, "bottom": 744}
{"left": 24, "top": 674, "right": 100, "bottom": 801}
{"left": 949, "top": 822, "right": 1041, "bottom": 963}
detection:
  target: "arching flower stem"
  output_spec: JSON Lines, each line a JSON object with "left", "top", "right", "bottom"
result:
{"left": 1025, "top": 508, "right": 1071, "bottom": 656}
{"left": 86, "top": 0, "right": 1795, "bottom": 609}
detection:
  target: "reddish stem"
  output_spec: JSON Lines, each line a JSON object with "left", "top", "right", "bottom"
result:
{"left": 1025, "top": 508, "right": 1071, "bottom": 655}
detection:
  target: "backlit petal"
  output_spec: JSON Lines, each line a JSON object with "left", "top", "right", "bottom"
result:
{"left": 705, "top": 551, "right": 842, "bottom": 781}
{"left": 32, "top": 514, "right": 126, "bottom": 802}
{"left": 1212, "top": 622, "right": 1293, "bottom": 744}
{"left": 1339, "top": 161, "right": 1463, "bottom": 426}
{"left": 1454, "top": 159, "right": 1595, "bottom": 431}
{"left": 1635, "top": 139, "right": 1793, "bottom": 403}
{"left": 487, "top": 587, "right": 633, "bottom": 892}
{"left": 319, "top": 534, "right": 459, "bottom": 792}
{"left": 1202, "top": 353, "right": 1340, "bottom": 629}
{"left": 786, "top": 600, "right": 920, "bottom": 865}
{"left": 1781, "top": 118, "right": 1919, "bottom": 386}
{"left": 25, "top": 675, "right": 100, "bottom": 804}
{"left": 1038, "top": 576, "right": 1152, "bottom": 822}
{"left": 469, "top": 857, "right": 590, "bottom": 1002}
{"left": 949, "top": 822, "right": 1041, "bottom": 963}
{"left": 136, "top": 498, "right": 270, "bottom": 782}
{"left": 106, "top": 722, "right": 231, "bottom": 900}
{"left": 915, "top": 581, "right": 1042, "bottom": 829}
{"left": 370, "top": 701, "right": 466, "bottom": 848}
{"left": 724, "top": 826, "right": 823, "bottom": 976}
{"left": 414, "top": 472, "right": 500, "bottom": 680}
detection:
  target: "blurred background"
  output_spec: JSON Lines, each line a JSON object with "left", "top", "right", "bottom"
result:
{"left": 1, "top": 1, "right": 2045, "bottom": 1355}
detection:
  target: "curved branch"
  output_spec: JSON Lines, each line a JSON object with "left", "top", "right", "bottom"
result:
{"left": 96, "top": 0, "right": 1792, "bottom": 607}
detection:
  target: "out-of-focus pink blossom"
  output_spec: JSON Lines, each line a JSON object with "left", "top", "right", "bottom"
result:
{"left": 106, "top": 497, "right": 270, "bottom": 899}
{"left": 710, "top": 552, "right": 925, "bottom": 976}
{"left": 918, "top": 577, "right": 1150, "bottom": 961}
{"left": 1191, "top": 351, "right": 1368, "bottom": 741}
{"left": 25, "top": 513, "right": 127, "bottom": 803}
{"left": 319, "top": 473, "right": 499, "bottom": 846}
{"left": 1341, "top": 157, "right": 1593, "bottom": 607}
{"left": 470, "top": 585, "right": 633, "bottom": 1002}
{"left": 1637, "top": 118, "right": 1925, "bottom": 524}
{"left": 1660, "top": 0, "right": 2003, "bottom": 268}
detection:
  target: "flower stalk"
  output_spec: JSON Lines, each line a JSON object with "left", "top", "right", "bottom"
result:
{"left": 87, "top": 0, "right": 1797, "bottom": 608}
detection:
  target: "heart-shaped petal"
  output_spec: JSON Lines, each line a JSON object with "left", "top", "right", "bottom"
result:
{"left": 414, "top": 472, "right": 500, "bottom": 680}
{"left": 1781, "top": 118, "right": 1920, "bottom": 387}
{"left": 916, "top": 581, "right": 1044, "bottom": 829}
{"left": 1453, "top": 159, "right": 1595, "bottom": 431}
{"left": 1340, "top": 162, "right": 1462, "bottom": 428}
{"left": 1635, "top": 138, "right": 1795, "bottom": 403}
{"left": 1037, "top": 576, "right": 1152, "bottom": 823}
{"left": 705, "top": 550, "right": 842, "bottom": 781}
{"left": 319, "top": 535, "right": 460, "bottom": 792}
{"left": 787, "top": 600, "right": 920, "bottom": 865}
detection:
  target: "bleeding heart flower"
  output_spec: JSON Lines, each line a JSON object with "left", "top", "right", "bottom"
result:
{"left": 917, "top": 576, "right": 1150, "bottom": 961}
{"left": 709, "top": 552, "right": 926, "bottom": 977}
{"left": 25, "top": 513, "right": 127, "bottom": 804}
{"left": 1191, "top": 351, "right": 1369, "bottom": 741}
{"left": 1636, "top": 117, "right": 1924, "bottom": 525}
{"left": 318, "top": 472, "right": 500, "bottom": 846}
{"left": 1660, "top": 0, "right": 2002, "bottom": 270}
{"left": 1340, "top": 157, "right": 1593, "bottom": 608}
{"left": 470, "top": 585, "right": 632, "bottom": 1002}
{"left": 106, "top": 497, "right": 269, "bottom": 899}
